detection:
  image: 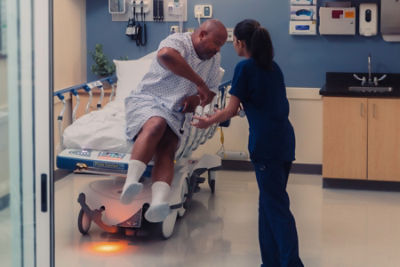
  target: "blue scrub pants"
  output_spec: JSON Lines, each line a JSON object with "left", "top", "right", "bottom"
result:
{"left": 253, "top": 160, "right": 303, "bottom": 267}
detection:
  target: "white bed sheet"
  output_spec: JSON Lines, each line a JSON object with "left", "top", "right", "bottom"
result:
{"left": 63, "top": 100, "right": 134, "bottom": 153}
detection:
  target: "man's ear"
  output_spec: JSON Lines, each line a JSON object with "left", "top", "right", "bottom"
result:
{"left": 199, "top": 30, "right": 208, "bottom": 40}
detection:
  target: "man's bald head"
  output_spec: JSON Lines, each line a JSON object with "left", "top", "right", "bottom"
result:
{"left": 192, "top": 19, "right": 228, "bottom": 60}
{"left": 197, "top": 19, "right": 227, "bottom": 40}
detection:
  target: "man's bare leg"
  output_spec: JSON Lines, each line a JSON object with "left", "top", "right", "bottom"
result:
{"left": 120, "top": 117, "right": 167, "bottom": 204}
{"left": 145, "top": 126, "right": 179, "bottom": 222}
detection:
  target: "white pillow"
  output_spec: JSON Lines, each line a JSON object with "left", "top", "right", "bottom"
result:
{"left": 113, "top": 51, "right": 157, "bottom": 101}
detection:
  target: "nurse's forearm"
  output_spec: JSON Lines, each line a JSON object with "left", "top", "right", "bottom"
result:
{"left": 209, "top": 95, "right": 241, "bottom": 124}
{"left": 157, "top": 48, "right": 206, "bottom": 87}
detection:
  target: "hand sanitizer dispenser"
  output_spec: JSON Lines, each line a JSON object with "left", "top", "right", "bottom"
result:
{"left": 359, "top": 3, "right": 378, "bottom": 36}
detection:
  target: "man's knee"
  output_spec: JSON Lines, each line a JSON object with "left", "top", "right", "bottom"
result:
{"left": 142, "top": 117, "right": 167, "bottom": 138}
{"left": 158, "top": 131, "right": 178, "bottom": 155}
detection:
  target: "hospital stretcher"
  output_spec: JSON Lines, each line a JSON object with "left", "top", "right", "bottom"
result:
{"left": 54, "top": 76, "right": 231, "bottom": 239}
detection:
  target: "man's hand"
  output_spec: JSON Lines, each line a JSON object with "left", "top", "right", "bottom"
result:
{"left": 181, "top": 95, "right": 201, "bottom": 113}
{"left": 197, "top": 83, "right": 216, "bottom": 107}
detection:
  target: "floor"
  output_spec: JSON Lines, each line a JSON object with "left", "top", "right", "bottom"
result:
{"left": 52, "top": 171, "right": 400, "bottom": 267}
{"left": 0, "top": 206, "right": 11, "bottom": 266}
{"left": 2, "top": 170, "right": 400, "bottom": 266}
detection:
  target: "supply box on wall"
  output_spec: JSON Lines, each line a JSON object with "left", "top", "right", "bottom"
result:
{"left": 319, "top": 2, "right": 355, "bottom": 35}
{"left": 289, "top": 0, "right": 317, "bottom": 35}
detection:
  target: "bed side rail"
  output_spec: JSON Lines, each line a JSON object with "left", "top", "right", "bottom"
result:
{"left": 176, "top": 80, "right": 231, "bottom": 160}
{"left": 53, "top": 76, "right": 117, "bottom": 149}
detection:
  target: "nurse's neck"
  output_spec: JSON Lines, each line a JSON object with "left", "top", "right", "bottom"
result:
{"left": 241, "top": 48, "right": 251, "bottom": 59}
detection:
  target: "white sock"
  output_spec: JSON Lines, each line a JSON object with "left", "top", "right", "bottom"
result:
{"left": 144, "top": 181, "right": 171, "bottom": 222}
{"left": 120, "top": 159, "right": 146, "bottom": 204}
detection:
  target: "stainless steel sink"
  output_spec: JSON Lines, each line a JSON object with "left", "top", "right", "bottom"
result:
{"left": 348, "top": 86, "right": 393, "bottom": 93}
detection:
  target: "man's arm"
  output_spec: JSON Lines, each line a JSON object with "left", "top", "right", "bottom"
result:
{"left": 157, "top": 47, "right": 215, "bottom": 106}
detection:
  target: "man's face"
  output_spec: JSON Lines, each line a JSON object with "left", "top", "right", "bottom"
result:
{"left": 196, "top": 31, "right": 226, "bottom": 60}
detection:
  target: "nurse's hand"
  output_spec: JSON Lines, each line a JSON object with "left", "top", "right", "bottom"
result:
{"left": 197, "top": 83, "right": 216, "bottom": 106}
{"left": 191, "top": 115, "right": 213, "bottom": 129}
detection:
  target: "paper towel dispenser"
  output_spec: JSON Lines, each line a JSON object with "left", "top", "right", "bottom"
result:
{"left": 381, "top": 0, "right": 400, "bottom": 42}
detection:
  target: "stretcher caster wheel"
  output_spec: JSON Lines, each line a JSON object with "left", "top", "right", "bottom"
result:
{"left": 183, "top": 177, "right": 192, "bottom": 209}
{"left": 78, "top": 208, "right": 91, "bottom": 235}
{"left": 75, "top": 163, "right": 88, "bottom": 172}
{"left": 178, "top": 178, "right": 189, "bottom": 218}
{"left": 208, "top": 170, "right": 216, "bottom": 194}
{"left": 158, "top": 210, "right": 178, "bottom": 239}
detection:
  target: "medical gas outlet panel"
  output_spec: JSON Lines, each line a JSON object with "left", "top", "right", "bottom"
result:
{"left": 111, "top": 0, "right": 187, "bottom": 22}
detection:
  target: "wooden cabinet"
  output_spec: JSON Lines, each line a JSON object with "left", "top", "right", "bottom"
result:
{"left": 323, "top": 97, "right": 400, "bottom": 182}
{"left": 368, "top": 99, "right": 400, "bottom": 181}
{"left": 323, "top": 97, "right": 367, "bottom": 179}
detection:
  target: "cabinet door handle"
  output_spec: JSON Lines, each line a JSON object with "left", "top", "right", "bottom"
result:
{"left": 373, "top": 104, "right": 376, "bottom": 118}
{"left": 360, "top": 103, "right": 364, "bottom": 117}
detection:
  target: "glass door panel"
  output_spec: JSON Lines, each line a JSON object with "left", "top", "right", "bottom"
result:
{"left": 0, "top": 0, "right": 52, "bottom": 266}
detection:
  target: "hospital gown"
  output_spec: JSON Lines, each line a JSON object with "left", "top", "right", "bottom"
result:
{"left": 124, "top": 32, "right": 221, "bottom": 142}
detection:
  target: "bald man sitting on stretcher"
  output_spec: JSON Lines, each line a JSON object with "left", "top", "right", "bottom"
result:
{"left": 121, "top": 19, "right": 227, "bottom": 223}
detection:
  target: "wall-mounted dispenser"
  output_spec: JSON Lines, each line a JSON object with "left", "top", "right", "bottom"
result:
{"left": 290, "top": 5, "right": 317, "bottom": 20}
{"left": 289, "top": 21, "right": 317, "bottom": 35}
{"left": 289, "top": 0, "right": 317, "bottom": 35}
{"left": 319, "top": 6, "right": 356, "bottom": 35}
{"left": 381, "top": 0, "right": 400, "bottom": 42}
{"left": 359, "top": 3, "right": 377, "bottom": 36}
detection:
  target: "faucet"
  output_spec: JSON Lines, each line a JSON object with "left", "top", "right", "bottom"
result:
{"left": 367, "top": 53, "right": 372, "bottom": 85}
{"left": 353, "top": 53, "right": 387, "bottom": 86}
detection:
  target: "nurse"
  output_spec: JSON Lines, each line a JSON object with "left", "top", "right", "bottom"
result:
{"left": 192, "top": 19, "right": 304, "bottom": 267}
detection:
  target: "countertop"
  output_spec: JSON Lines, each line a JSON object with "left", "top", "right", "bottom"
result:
{"left": 319, "top": 72, "right": 400, "bottom": 97}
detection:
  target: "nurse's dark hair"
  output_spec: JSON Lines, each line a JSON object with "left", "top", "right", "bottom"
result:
{"left": 233, "top": 19, "right": 274, "bottom": 70}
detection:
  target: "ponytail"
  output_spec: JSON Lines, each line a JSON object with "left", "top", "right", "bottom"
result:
{"left": 250, "top": 27, "right": 274, "bottom": 70}
{"left": 234, "top": 19, "right": 274, "bottom": 70}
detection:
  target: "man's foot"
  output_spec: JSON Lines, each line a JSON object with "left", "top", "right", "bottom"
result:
{"left": 120, "top": 182, "right": 143, "bottom": 204}
{"left": 144, "top": 203, "right": 171, "bottom": 222}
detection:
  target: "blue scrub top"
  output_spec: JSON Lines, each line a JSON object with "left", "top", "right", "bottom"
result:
{"left": 229, "top": 58, "right": 295, "bottom": 162}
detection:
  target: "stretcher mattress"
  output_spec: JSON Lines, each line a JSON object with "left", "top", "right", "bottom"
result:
{"left": 63, "top": 100, "right": 133, "bottom": 153}
{"left": 62, "top": 99, "right": 194, "bottom": 154}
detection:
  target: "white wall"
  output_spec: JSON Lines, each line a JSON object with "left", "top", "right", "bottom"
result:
{"left": 0, "top": 56, "right": 8, "bottom": 197}
{"left": 0, "top": 58, "right": 6, "bottom": 108}
{"left": 53, "top": 0, "right": 86, "bottom": 156}
{"left": 193, "top": 88, "right": 323, "bottom": 165}
{"left": 54, "top": 0, "right": 86, "bottom": 91}
{"left": 0, "top": 107, "right": 8, "bottom": 197}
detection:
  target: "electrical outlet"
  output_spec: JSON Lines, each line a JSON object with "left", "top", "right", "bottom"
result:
{"left": 170, "top": 25, "right": 180, "bottom": 34}
{"left": 194, "top": 4, "right": 213, "bottom": 18}
{"left": 226, "top": 28, "right": 234, "bottom": 42}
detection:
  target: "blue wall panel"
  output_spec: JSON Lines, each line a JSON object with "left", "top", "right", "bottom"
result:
{"left": 86, "top": 0, "right": 400, "bottom": 87}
